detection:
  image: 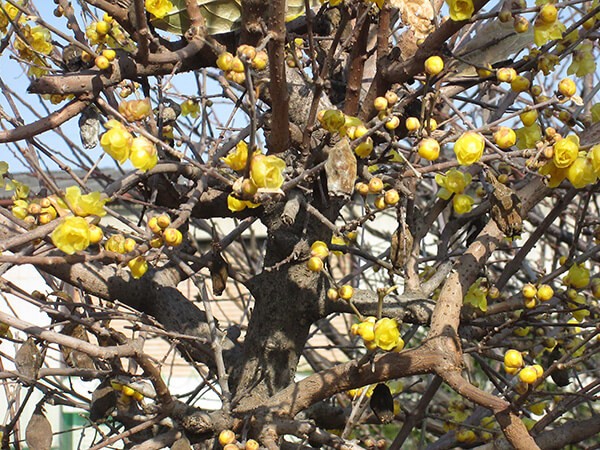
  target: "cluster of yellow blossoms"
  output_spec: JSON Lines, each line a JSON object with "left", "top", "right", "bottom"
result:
{"left": 503, "top": 349, "right": 544, "bottom": 385}
{"left": 318, "top": 109, "right": 374, "bottom": 158}
{"left": 50, "top": 186, "right": 108, "bottom": 255}
{"left": 533, "top": 2, "right": 566, "bottom": 47}
{"left": 351, "top": 316, "right": 405, "bottom": 352}
{"left": 435, "top": 169, "right": 474, "bottom": 215}
{"left": 539, "top": 136, "right": 600, "bottom": 189}
{"left": 14, "top": 24, "right": 53, "bottom": 78}
{"left": 181, "top": 99, "right": 201, "bottom": 118}
{"left": 222, "top": 141, "right": 286, "bottom": 212}
{"left": 100, "top": 119, "right": 158, "bottom": 172}
{"left": 216, "top": 45, "right": 268, "bottom": 85}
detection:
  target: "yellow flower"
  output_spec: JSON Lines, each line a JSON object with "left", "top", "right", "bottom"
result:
{"left": 318, "top": 109, "right": 346, "bottom": 132}
{"left": 250, "top": 154, "right": 286, "bottom": 190}
{"left": 64, "top": 186, "right": 108, "bottom": 217}
{"left": 453, "top": 194, "right": 474, "bottom": 214}
{"left": 28, "top": 55, "right": 50, "bottom": 78}
{"left": 29, "top": 26, "right": 53, "bottom": 54}
{"left": 227, "top": 194, "right": 259, "bottom": 212}
{"left": 51, "top": 216, "right": 91, "bottom": 255}
{"left": 564, "top": 263, "right": 590, "bottom": 289}
{"left": 591, "top": 103, "right": 600, "bottom": 122}
{"left": 373, "top": 318, "right": 401, "bottom": 351}
{"left": 553, "top": 135, "right": 579, "bottom": 168}
{"left": 588, "top": 145, "right": 600, "bottom": 175}
{"left": 222, "top": 141, "right": 252, "bottom": 171}
{"left": 566, "top": 157, "right": 596, "bottom": 188}
{"left": 568, "top": 43, "right": 596, "bottom": 77}
{"left": 464, "top": 278, "right": 487, "bottom": 312}
{"left": 100, "top": 119, "right": 133, "bottom": 164}
{"left": 145, "top": 0, "right": 173, "bottom": 18}
{"left": 454, "top": 131, "right": 484, "bottom": 166}
{"left": 539, "top": 160, "right": 568, "bottom": 188}
{"left": 0, "top": 10, "right": 8, "bottom": 33}
{"left": 86, "top": 24, "right": 104, "bottom": 45}
{"left": 118, "top": 99, "right": 152, "bottom": 122}
{"left": 435, "top": 169, "right": 472, "bottom": 200}
{"left": 515, "top": 124, "right": 542, "bottom": 150}
{"left": 181, "top": 99, "right": 200, "bottom": 118}
{"left": 128, "top": 256, "right": 149, "bottom": 279}
{"left": 446, "top": 0, "right": 474, "bottom": 21}
{"left": 537, "top": 54, "right": 560, "bottom": 75}
{"left": 129, "top": 136, "right": 158, "bottom": 172}
{"left": 533, "top": 20, "right": 565, "bottom": 47}
{"left": 6, "top": 179, "right": 30, "bottom": 200}
{"left": 357, "top": 320, "right": 376, "bottom": 342}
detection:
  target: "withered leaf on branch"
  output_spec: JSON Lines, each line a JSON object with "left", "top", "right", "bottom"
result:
{"left": 25, "top": 404, "right": 52, "bottom": 450}
{"left": 15, "top": 337, "right": 43, "bottom": 384}
{"left": 486, "top": 170, "right": 522, "bottom": 238}
{"left": 78, "top": 105, "right": 100, "bottom": 150}
{"left": 391, "top": 0, "right": 434, "bottom": 40}
{"left": 545, "top": 347, "right": 570, "bottom": 387}
{"left": 390, "top": 223, "right": 413, "bottom": 270}
{"left": 209, "top": 252, "right": 229, "bottom": 296}
{"left": 325, "top": 137, "right": 357, "bottom": 198}
{"left": 370, "top": 383, "right": 395, "bottom": 424}
{"left": 90, "top": 379, "right": 117, "bottom": 422}
{"left": 61, "top": 324, "right": 95, "bottom": 373}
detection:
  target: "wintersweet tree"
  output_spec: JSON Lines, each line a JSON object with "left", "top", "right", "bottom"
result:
{"left": 0, "top": 0, "right": 599, "bottom": 448}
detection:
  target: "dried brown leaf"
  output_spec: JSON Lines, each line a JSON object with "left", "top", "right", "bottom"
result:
{"left": 25, "top": 406, "right": 52, "bottom": 450}
{"left": 15, "top": 337, "right": 42, "bottom": 384}
{"left": 325, "top": 137, "right": 357, "bottom": 197}
{"left": 392, "top": 0, "right": 434, "bottom": 40}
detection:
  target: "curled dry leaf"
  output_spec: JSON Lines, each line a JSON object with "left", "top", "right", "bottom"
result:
{"left": 209, "top": 252, "right": 229, "bottom": 296}
{"left": 61, "top": 324, "right": 95, "bottom": 373}
{"left": 325, "top": 137, "right": 357, "bottom": 197}
{"left": 90, "top": 379, "right": 117, "bottom": 422}
{"left": 486, "top": 170, "right": 523, "bottom": 238}
{"left": 15, "top": 337, "right": 43, "bottom": 384}
{"left": 370, "top": 383, "right": 395, "bottom": 424}
{"left": 390, "top": 222, "right": 414, "bottom": 270}
{"left": 26, "top": 405, "right": 52, "bottom": 450}
{"left": 79, "top": 105, "right": 101, "bottom": 150}
{"left": 391, "top": 0, "right": 434, "bottom": 40}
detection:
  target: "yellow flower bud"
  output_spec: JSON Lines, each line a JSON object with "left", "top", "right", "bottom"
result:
{"left": 504, "top": 349, "right": 523, "bottom": 368}
{"left": 418, "top": 138, "right": 440, "bottom": 161}
{"left": 424, "top": 56, "right": 444, "bottom": 76}
{"left": 128, "top": 256, "right": 148, "bottom": 279}
{"left": 163, "top": 228, "right": 183, "bottom": 246}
